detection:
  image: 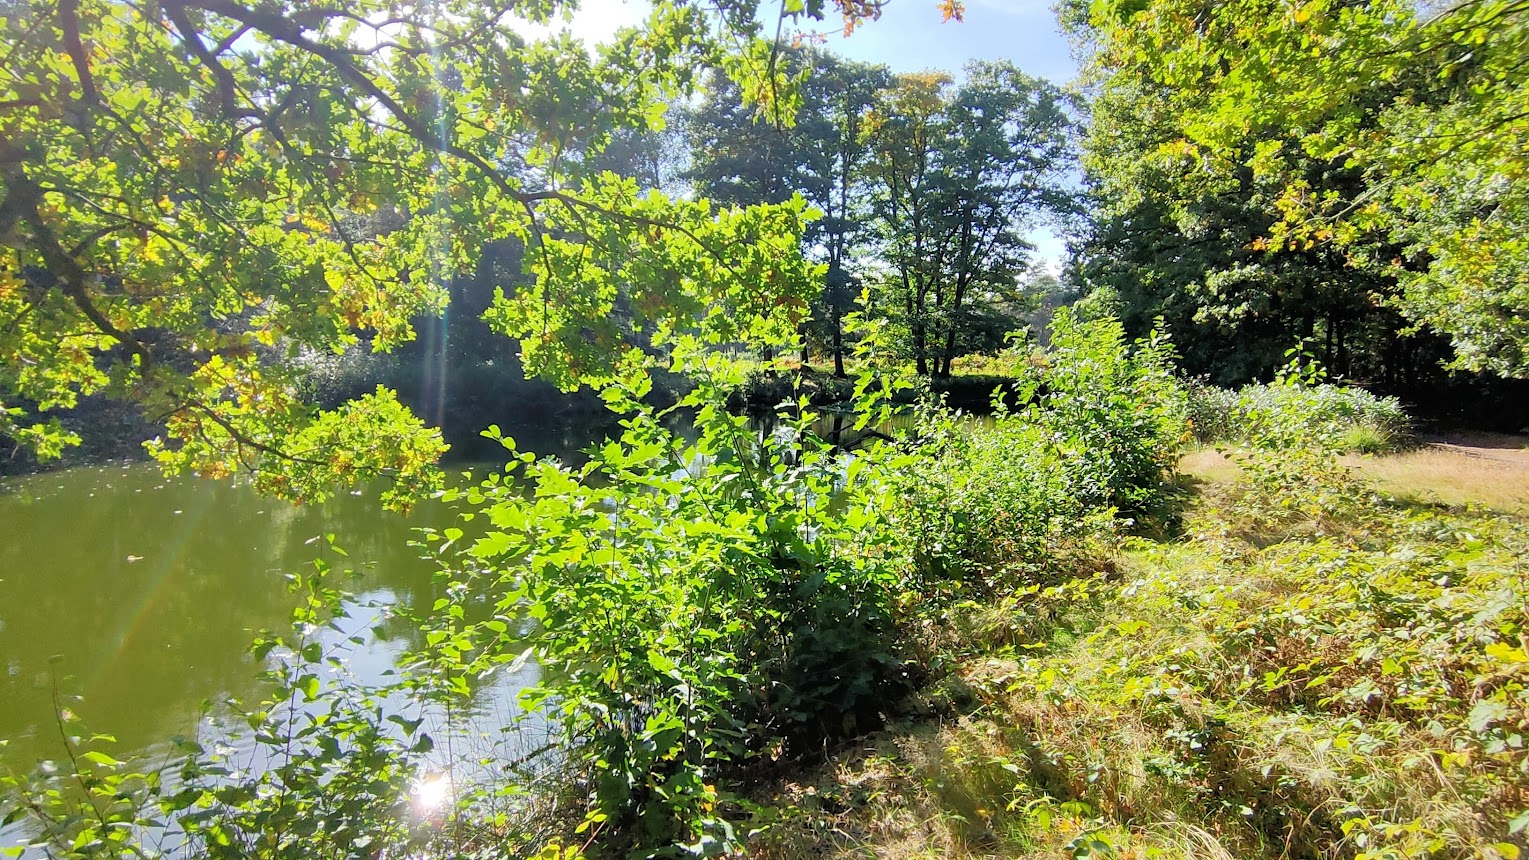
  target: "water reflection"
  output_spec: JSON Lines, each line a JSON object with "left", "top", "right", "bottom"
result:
{"left": 0, "top": 463, "right": 454, "bottom": 774}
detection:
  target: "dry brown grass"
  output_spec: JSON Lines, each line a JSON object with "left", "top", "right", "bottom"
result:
{"left": 743, "top": 437, "right": 1529, "bottom": 860}
{"left": 1178, "top": 435, "right": 1529, "bottom": 514}
{"left": 745, "top": 716, "right": 1195, "bottom": 860}
{"left": 1348, "top": 434, "right": 1529, "bottom": 513}
{"left": 1176, "top": 448, "right": 1241, "bottom": 486}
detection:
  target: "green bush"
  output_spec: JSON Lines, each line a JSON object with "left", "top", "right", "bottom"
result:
{"left": 411, "top": 354, "right": 930, "bottom": 856}
{"left": 898, "top": 310, "right": 1190, "bottom": 589}
{"left": 1198, "top": 359, "right": 1399, "bottom": 542}
{"left": 1187, "top": 375, "right": 1410, "bottom": 453}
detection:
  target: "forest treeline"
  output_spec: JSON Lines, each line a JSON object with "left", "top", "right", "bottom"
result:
{"left": 6, "top": 2, "right": 1527, "bottom": 471}
{"left": 294, "top": 50, "right": 1085, "bottom": 452}
{"left": 1065, "top": 0, "right": 1529, "bottom": 429}
{"left": 329, "top": 8, "right": 1529, "bottom": 440}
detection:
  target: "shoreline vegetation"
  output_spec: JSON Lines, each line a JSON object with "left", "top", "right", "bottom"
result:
{"left": 8, "top": 313, "right": 1527, "bottom": 859}
{"left": 3, "top": 0, "right": 1528, "bottom": 857}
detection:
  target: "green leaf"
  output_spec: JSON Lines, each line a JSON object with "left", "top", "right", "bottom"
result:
{"left": 647, "top": 649, "right": 679, "bottom": 675}
{"left": 297, "top": 674, "right": 321, "bottom": 702}
{"left": 79, "top": 751, "right": 123, "bottom": 768}
{"left": 1470, "top": 699, "right": 1509, "bottom": 734}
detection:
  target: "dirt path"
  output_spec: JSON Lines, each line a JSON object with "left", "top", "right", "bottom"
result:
{"left": 1422, "top": 431, "right": 1529, "bottom": 466}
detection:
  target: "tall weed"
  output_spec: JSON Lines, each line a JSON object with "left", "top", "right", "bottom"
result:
{"left": 899, "top": 310, "right": 1190, "bottom": 589}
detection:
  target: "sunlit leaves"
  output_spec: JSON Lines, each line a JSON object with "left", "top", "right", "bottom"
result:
{"left": 1074, "top": 0, "right": 1529, "bottom": 377}
{"left": 485, "top": 175, "right": 819, "bottom": 389}
{"left": 0, "top": 0, "right": 874, "bottom": 504}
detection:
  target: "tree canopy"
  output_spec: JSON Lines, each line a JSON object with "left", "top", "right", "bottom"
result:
{"left": 684, "top": 48, "right": 891, "bottom": 375}
{"left": 865, "top": 63, "right": 1078, "bottom": 376}
{"left": 0, "top": 0, "right": 890, "bottom": 505}
{"left": 1071, "top": 0, "right": 1529, "bottom": 380}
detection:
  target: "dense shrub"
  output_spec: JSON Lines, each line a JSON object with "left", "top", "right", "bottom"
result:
{"left": 398, "top": 313, "right": 1192, "bottom": 855}
{"left": 409, "top": 355, "right": 930, "bottom": 856}
{"left": 896, "top": 310, "right": 1190, "bottom": 589}
{"left": 1187, "top": 376, "right": 1409, "bottom": 453}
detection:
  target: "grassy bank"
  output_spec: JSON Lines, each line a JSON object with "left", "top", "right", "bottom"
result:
{"left": 742, "top": 436, "right": 1529, "bottom": 859}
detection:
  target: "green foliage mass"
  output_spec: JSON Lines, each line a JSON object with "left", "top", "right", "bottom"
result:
{"left": 683, "top": 48, "right": 891, "bottom": 376}
{"left": 395, "top": 312, "right": 1190, "bottom": 855}
{"left": 0, "top": 0, "right": 862, "bottom": 505}
{"left": 1, "top": 311, "right": 1195, "bottom": 858}
{"left": 1187, "top": 370, "right": 1411, "bottom": 455}
{"left": 732, "top": 364, "right": 1529, "bottom": 860}
{"left": 864, "top": 64, "right": 1080, "bottom": 378}
{"left": 902, "top": 310, "right": 1188, "bottom": 589}
{"left": 1069, "top": 0, "right": 1529, "bottom": 382}
{"left": 7, "top": 0, "right": 1529, "bottom": 856}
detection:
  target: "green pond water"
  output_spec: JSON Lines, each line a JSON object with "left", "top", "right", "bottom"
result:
{"left": 0, "top": 461, "right": 492, "bottom": 778}
{"left": 0, "top": 409, "right": 903, "bottom": 849}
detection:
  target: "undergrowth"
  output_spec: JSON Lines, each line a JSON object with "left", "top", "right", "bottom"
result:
{"left": 1186, "top": 357, "right": 1410, "bottom": 454}
{"left": 8, "top": 323, "right": 1518, "bottom": 860}
{"left": 746, "top": 364, "right": 1529, "bottom": 860}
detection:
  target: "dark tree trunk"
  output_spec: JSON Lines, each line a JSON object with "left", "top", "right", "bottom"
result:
{"left": 831, "top": 306, "right": 846, "bottom": 378}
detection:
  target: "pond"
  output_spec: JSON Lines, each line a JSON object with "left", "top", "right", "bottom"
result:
{"left": 0, "top": 455, "right": 562, "bottom": 853}
{"left": 0, "top": 462, "right": 441, "bottom": 769}
{"left": 0, "top": 407, "right": 910, "bottom": 850}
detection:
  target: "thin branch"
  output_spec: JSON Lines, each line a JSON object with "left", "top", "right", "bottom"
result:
{"left": 164, "top": 2, "right": 244, "bottom": 117}
{"left": 4, "top": 170, "right": 154, "bottom": 369}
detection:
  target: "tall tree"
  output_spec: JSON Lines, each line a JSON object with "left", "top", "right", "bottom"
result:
{"left": 865, "top": 62, "right": 1077, "bottom": 377}
{"left": 1069, "top": 67, "right": 1423, "bottom": 384}
{"left": 805, "top": 53, "right": 890, "bottom": 376}
{"left": 1073, "top": 0, "right": 1529, "bottom": 379}
{"left": 683, "top": 48, "right": 890, "bottom": 375}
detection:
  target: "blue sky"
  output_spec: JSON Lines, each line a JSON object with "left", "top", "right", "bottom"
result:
{"left": 818, "top": 0, "right": 1078, "bottom": 83}
{"left": 550, "top": 0, "right": 1077, "bottom": 83}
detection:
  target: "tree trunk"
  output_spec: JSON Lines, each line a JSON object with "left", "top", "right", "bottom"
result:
{"left": 937, "top": 215, "right": 975, "bottom": 379}
{"left": 831, "top": 305, "right": 846, "bottom": 377}
{"left": 904, "top": 270, "right": 929, "bottom": 377}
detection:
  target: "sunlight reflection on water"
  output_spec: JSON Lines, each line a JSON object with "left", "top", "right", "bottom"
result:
{"left": 411, "top": 771, "right": 454, "bottom": 818}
